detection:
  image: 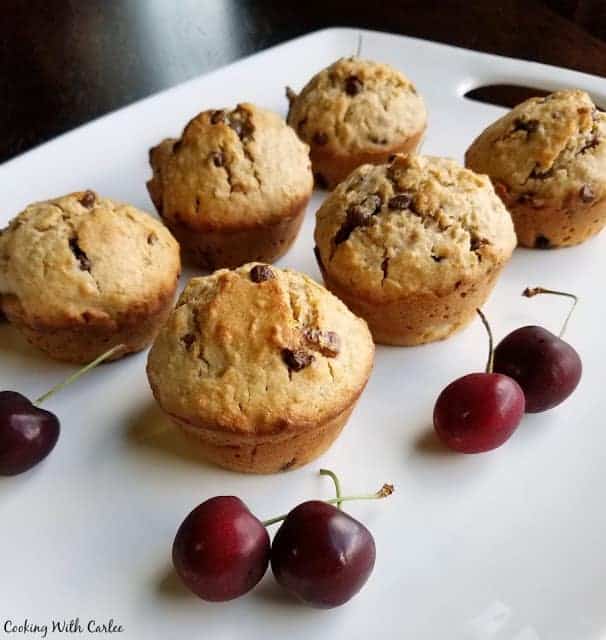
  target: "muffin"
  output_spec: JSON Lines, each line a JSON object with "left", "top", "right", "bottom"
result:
{"left": 0, "top": 191, "right": 180, "bottom": 363}
{"left": 286, "top": 57, "right": 426, "bottom": 189}
{"left": 147, "top": 103, "right": 313, "bottom": 270}
{"left": 465, "top": 89, "right": 606, "bottom": 248}
{"left": 146, "top": 263, "right": 374, "bottom": 473}
{"left": 314, "top": 155, "right": 517, "bottom": 346}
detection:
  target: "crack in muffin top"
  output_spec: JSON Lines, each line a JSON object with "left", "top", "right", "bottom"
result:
{"left": 147, "top": 103, "right": 313, "bottom": 231}
{"left": 146, "top": 263, "right": 374, "bottom": 434}
{"left": 465, "top": 90, "right": 606, "bottom": 205}
{"left": 287, "top": 57, "right": 427, "bottom": 154}
{"left": 314, "top": 155, "right": 516, "bottom": 301}
{"left": 0, "top": 191, "right": 180, "bottom": 325}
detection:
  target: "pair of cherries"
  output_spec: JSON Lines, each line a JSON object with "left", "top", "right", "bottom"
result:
{"left": 172, "top": 470, "right": 394, "bottom": 608}
{"left": 0, "top": 345, "right": 124, "bottom": 476}
{"left": 434, "top": 288, "right": 582, "bottom": 453}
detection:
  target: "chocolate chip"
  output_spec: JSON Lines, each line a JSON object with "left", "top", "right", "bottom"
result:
{"left": 534, "top": 235, "right": 551, "bottom": 249}
{"left": 334, "top": 196, "right": 381, "bottom": 244}
{"left": 313, "top": 131, "right": 328, "bottom": 146}
{"left": 210, "top": 151, "right": 224, "bottom": 167}
{"left": 69, "top": 237, "right": 91, "bottom": 272}
{"left": 345, "top": 75, "right": 363, "bottom": 96}
{"left": 513, "top": 118, "right": 539, "bottom": 134}
{"left": 250, "top": 264, "right": 275, "bottom": 283}
{"left": 282, "top": 348, "right": 314, "bottom": 372}
{"left": 181, "top": 334, "right": 196, "bottom": 349}
{"left": 79, "top": 190, "right": 95, "bottom": 208}
{"left": 431, "top": 254, "right": 444, "bottom": 262}
{"left": 334, "top": 224, "right": 355, "bottom": 245}
{"left": 470, "top": 236, "right": 490, "bottom": 252}
{"left": 580, "top": 184, "right": 595, "bottom": 202}
{"left": 210, "top": 110, "right": 225, "bottom": 124}
{"left": 368, "top": 134, "right": 388, "bottom": 145}
{"left": 580, "top": 136, "right": 600, "bottom": 154}
{"left": 530, "top": 165, "right": 554, "bottom": 180}
{"left": 303, "top": 328, "right": 340, "bottom": 357}
{"left": 388, "top": 194, "right": 412, "bottom": 210}
{"left": 147, "top": 232, "right": 158, "bottom": 245}
{"left": 381, "top": 256, "right": 389, "bottom": 281}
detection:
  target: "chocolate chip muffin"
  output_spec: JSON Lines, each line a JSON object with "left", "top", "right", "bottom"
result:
{"left": 0, "top": 191, "right": 180, "bottom": 363}
{"left": 465, "top": 89, "right": 606, "bottom": 248}
{"left": 286, "top": 57, "right": 426, "bottom": 189}
{"left": 147, "top": 103, "right": 313, "bottom": 270}
{"left": 314, "top": 155, "right": 517, "bottom": 346}
{"left": 146, "top": 263, "right": 374, "bottom": 473}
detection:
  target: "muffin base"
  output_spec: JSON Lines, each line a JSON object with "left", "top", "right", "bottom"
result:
{"left": 320, "top": 268, "right": 503, "bottom": 346}
{"left": 311, "top": 128, "right": 425, "bottom": 190}
{"left": 1, "top": 292, "right": 176, "bottom": 364}
{"left": 504, "top": 196, "right": 606, "bottom": 248}
{"left": 170, "top": 402, "right": 356, "bottom": 474}
{"left": 161, "top": 197, "right": 309, "bottom": 271}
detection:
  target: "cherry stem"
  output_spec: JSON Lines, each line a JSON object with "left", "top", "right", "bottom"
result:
{"left": 261, "top": 479, "right": 394, "bottom": 528}
{"left": 523, "top": 287, "right": 578, "bottom": 339}
{"left": 320, "top": 468, "right": 343, "bottom": 509}
{"left": 35, "top": 344, "right": 125, "bottom": 405}
{"left": 476, "top": 308, "right": 494, "bottom": 374}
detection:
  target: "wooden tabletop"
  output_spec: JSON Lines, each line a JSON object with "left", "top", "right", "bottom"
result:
{"left": 2, "top": 0, "right": 605, "bottom": 163}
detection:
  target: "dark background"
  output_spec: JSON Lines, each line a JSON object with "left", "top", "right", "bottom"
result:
{"left": 2, "top": 0, "right": 605, "bottom": 163}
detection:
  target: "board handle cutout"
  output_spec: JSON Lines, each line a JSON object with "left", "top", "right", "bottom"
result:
{"left": 464, "top": 84, "right": 604, "bottom": 111}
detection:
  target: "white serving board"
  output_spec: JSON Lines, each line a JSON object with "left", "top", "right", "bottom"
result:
{"left": 1, "top": 27, "right": 605, "bottom": 640}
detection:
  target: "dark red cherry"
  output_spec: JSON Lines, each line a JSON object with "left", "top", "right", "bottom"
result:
{"left": 270, "top": 500, "right": 376, "bottom": 608}
{"left": 494, "top": 287, "right": 583, "bottom": 413}
{"left": 433, "top": 372, "right": 525, "bottom": 452}
{"left": 0, "top": 344, "right": 124, "bottom": 476}
{"left": 173, "top": 496, "right": 270, "bottom": 602}
{"left": 0, "top": 391, "right": 60, "bottom": 476}
{"left": 494, "top": 325, "right": 582, "bottom": 413}
{"left": 433, "top": 309, "right": 525, "bottom": 453}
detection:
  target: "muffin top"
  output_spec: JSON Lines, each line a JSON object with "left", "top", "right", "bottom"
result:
{"left": 465, "top": 90, "right": 606, "bottom": 206}
{"left": 0, "top": 191, "right": 180, "bottom": 326}
{"left": 314, "top": 155, "right": 517, "bottom": 301}
{"left": 287, "top": 57, "right": 426, "bottom": 155}
{"left": 147, "top": 103, "right": 313, "bottom": 231}
{"left": 146, "top": 263, "right": 374, "bottom": 435}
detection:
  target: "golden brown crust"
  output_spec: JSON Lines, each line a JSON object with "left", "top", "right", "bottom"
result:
{"left": 162, "top": 192, "right": 309, "bottom": 271}
{"left": 493, "top": 184, "right": 606, "bottom": 248}
{"left": 174, "top": 400, "right": 357, "bottom": 474}
{"left": 0, "top": 191, "right": 181, "bottom": 362}
{"left": 147, "top": 103, "right": 313, "bottom": 269}
{"left": 314, "top": 154, "right": 516, "bottom": 345}
{"left": 319, "top": 263, "right": 503, "bottom": 345}
{"left": 2, "top": 288, "right": 175, "bottom": 363}
{"left": 465, "top": 89, "right": 606, "bottom": 247}
{"left": 287, "top": 57, "right": 426, "bottom": 188}
{"left": 146, "top": 264, "right": 374, "bottom": 447}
